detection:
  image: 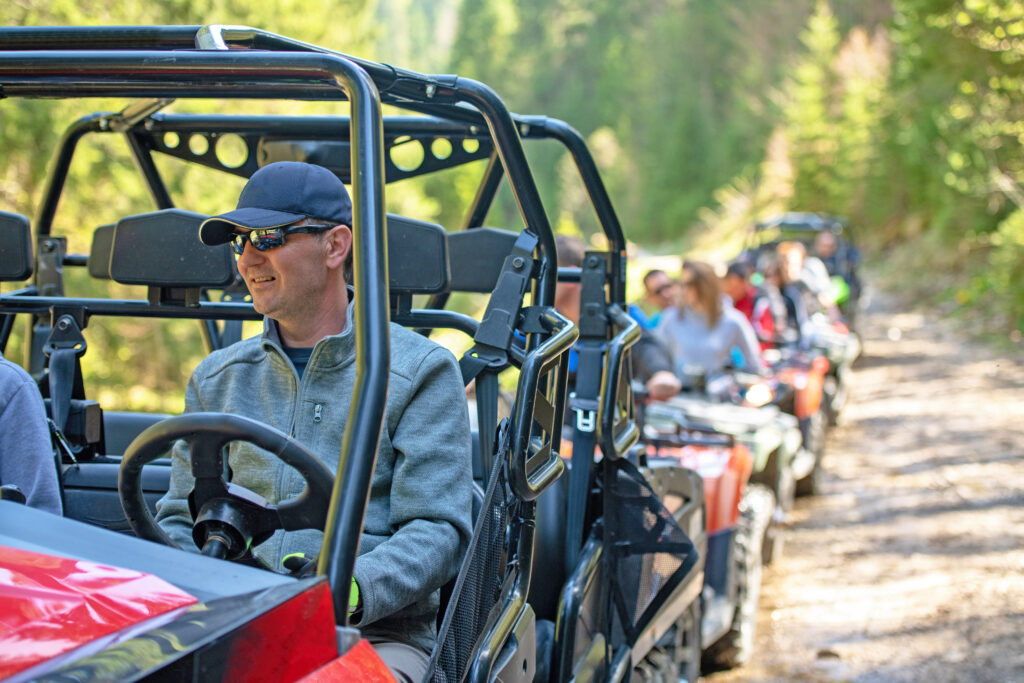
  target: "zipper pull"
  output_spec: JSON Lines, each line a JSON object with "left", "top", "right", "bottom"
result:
{"left": 313, "top": 403, "right": 323, "bottom": 423}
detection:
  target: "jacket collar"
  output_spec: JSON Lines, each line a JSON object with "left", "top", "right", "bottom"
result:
{"left": 259, "top": 287, "right": 356, "bottom": 369}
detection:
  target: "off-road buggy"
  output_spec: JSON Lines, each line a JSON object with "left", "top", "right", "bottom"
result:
{"left": 748, "top": 212, "right": 864, "bottom": 327}
{"left": 743, "top": 212, "right": 863, "bottom": 426}
{"left": 0, "top": 24, "right": 704, "bottom": 683}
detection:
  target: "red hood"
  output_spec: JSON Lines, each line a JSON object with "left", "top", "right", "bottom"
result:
{"left": 0, "top": 545, "right": 198, "bottom": 679}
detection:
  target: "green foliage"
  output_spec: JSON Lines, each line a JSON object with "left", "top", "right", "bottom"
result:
{"left": 447, "top": 0, "right": 816, "bottom": 244}
{"left": 7, "top": 0, "right": 1024, "bottom": 413}
{"left": 957, "top": 208, "right": 1024, "bottom": 333}
{"left": 0, "top": 1, "right": 379, "bottom": 411}
{"left": 884, "top": 0, "right": 1024, "bottom": 238}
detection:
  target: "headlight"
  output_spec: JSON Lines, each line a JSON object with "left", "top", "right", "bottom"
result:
{"left": 745, "top": 383, "right": 774, "bottom": 407}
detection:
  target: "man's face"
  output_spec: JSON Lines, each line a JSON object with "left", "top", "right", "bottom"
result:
{"left": 235, "top": 222, "right": 349, "bottom": 325}
{"left": 814, "top": 233, "right": 837, "bottom": 258}
{"left": 644, "top": 273, "right": 678, "bottom": 309}
{"left": 779, "top": 251, "right": 804, "bottom": 284}
{"left": 722, "top": 273, "right": 747, "bottom": 302}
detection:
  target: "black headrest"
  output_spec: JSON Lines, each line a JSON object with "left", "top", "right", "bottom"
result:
{"left": 109, "top": 209, "right": 235, "bottom": 288}
{"left": 447, "top": 227, "right": 519, "bottom": 293}
{"left": 0, "top": 211, "right": 33, "bottom": 282}
{"left": 387, "top": 214, "right": 450, "bottom": 295}
{"left": 87, "top": 225, "right": 115, "bottom": 280}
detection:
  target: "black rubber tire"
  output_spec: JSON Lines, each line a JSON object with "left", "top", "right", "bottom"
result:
{"left": 631, "top": 598, "right": 702, "bottom": 683}
{"left": 762, "top": 513, "right": 785, "bottom": 567}
{"left": 677, "top": 597, "right": 702, "bottom": 683}
{"left": 703, "top": 485, "right": 772, "bottom": 670}
{"left": 796, "top": 410, "right": 827, "bottom": 497}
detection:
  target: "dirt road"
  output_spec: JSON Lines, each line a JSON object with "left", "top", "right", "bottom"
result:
{"left": 706, "top": 292, "right": 1024, "bottom": 682}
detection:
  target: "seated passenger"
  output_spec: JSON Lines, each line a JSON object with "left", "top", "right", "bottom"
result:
{"left": 632, "top": 268, "right": 679, "bottom": 329}
{"left": 722, "top": 261, "right": 779, "bottom": 351}
{"left": 554, "top": 235, "right": 681, "bottom": 401}
{"left": 0, "top": 351, "right": 62, "bottom": 515}
{"left": 776, "top": 241, "right": 837, "bottom": 343}
{"left": 655, "top": 260, "right": 765, "bottom": 378}
{"left": 813, "top": 230, "right": 862, "bottom": 305}
{"left": 154, "top": 162, "right": 473, "bottom": 682}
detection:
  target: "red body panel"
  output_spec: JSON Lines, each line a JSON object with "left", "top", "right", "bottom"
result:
{"left": 298, "top": 638, "right": 397, "bottom": 682}
{"left": 648, "top": 443, "right": 753, "bottom": 534}
{"left": 223, "top": 578, "right": 340, "bottom": 681}
{"left": 0, "top": 546, "right": 198, "bottom": 679}
{"left": 775, "top": 357, "right": 828, "bottom": 419}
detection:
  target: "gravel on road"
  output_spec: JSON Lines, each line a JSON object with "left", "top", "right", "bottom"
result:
{"left": 705, "top": 291, "right": 1024, "bottom": 683}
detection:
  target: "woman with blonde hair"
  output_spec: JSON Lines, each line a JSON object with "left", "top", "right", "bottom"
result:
{"left": 654, "top": 260, "right": 765, "bottom": 377}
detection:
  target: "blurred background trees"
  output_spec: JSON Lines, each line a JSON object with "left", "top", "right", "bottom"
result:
{"left": 3, "top": 0, "right": 1022, "bottom": 410}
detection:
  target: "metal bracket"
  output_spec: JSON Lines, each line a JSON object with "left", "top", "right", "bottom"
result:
{"left": 569, "top": 392, "right": 599, "bottom": 433}
{"left": 100, "top": 98, "right": 174, "bottom": 132}
{"left": 35, "top": 236, "right": 66, "bottom": 298}
{"left": 43, "top": 310, "right": 87, "bottom": 358}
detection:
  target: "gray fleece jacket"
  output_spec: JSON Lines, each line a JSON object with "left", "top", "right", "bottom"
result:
{"left": 0, "top": 353, "right": 62, "bottom": 515}
{"left": 154, "top": 302, "right": 473, "bottom": 653}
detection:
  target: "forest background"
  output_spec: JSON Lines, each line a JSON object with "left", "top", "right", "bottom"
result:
{"left": 2, "top": 0, "right": 1022, "bottom": 411}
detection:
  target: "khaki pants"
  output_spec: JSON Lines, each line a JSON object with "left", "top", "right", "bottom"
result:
{"left": 366, "top": 637, "right": 430, "bottom": 683}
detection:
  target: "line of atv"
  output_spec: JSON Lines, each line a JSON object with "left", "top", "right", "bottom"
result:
{"left": 637, "top": 256, "right": 863, "bottom": 671}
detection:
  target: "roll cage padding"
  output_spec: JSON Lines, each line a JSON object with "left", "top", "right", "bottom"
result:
{"left": 447, "top": 227, "right": 519, "bottom": 293}
{"left": 0, "top": 211, "right": 33, "bottom": 282}
{"left": 382, "top": 214, "right": 450, "bottom": 295}
{"left": 110, "top": 209, "right": 236, "bottom": 288}
{"left": 87, "top": 225, "right": 115, "bottom": 280}
{"left": 98, "top": 209, "right": 451, "bottom": 297}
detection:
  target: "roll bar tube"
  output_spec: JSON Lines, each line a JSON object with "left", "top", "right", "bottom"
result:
{"left": 601, "top": 306, "right": 642, "bottom": 458}
{"left": 522, "top": 116, "right": 628, "bottom": 305}
{"left": 0, "top": 47, "right": 389, "bottom": 624}
{"left": 508, "top": 308, "right": 578, "bottom": 501}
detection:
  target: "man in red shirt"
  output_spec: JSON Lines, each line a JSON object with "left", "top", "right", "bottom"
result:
{"left": 722, "top": 262, "right": 777, "bottom": 350}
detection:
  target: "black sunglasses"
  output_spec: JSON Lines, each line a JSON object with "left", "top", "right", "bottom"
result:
{"left": 230, "top": 223, "right": 334, "bottom": 255}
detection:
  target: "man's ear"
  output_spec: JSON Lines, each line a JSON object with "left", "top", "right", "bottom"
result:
{"left": 325, "top": 224, "right": 353, "bottom": 270}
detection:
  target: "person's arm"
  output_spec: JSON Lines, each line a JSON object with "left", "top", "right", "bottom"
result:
{"left": 732, "top": 313, "right": 767, "bottom": 374}
{"left": 352, "top": 347, "right": 473, "bottom": 627}
{"left": 631, "top": 330, "right": 681, "bottom": 401}
{"left": 0, "top": 377, "right": 62, "bottom": 515}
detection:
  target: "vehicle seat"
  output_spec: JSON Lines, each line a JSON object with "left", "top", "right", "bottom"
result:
{"left": 87, "top": 224, "right": 115, "bottom": 280}
{"left": 0, "top": 210, "right": 33, "bottom": 282}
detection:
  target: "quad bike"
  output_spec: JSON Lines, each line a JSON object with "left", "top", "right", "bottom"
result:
{"left": 643, "top": 366, "right": 806, "bottom": 569}
{"left": 723, "top": 349, "right": 831, "bottom": 497}
{"left": 641, "top": 411, "right": 771, "bottom": 670}
{"left": 0, "top": 25, "right": 705, "bottom": 683}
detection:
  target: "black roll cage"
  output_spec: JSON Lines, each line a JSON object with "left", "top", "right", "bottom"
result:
{"left": 0, "top": 24, "right": 579, "bottom": 630}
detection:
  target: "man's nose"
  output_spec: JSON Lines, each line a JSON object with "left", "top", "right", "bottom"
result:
{"left": 236, "top": 240, "right": 264, "bottom": 268}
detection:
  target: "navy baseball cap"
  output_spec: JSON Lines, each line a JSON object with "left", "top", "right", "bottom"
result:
{"left": 199, "top": 161, "right": 352, "bottom": 246}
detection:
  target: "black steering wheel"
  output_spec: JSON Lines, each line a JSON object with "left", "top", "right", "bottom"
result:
{"left": 119, "top": 413, "right": 334, "bottom": 561}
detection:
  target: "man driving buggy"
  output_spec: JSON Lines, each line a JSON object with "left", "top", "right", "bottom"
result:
{"left": 154, "top": 161, "right": 474, "bottom": 682}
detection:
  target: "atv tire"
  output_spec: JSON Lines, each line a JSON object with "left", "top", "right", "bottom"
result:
{"left": 703, "top": 485, "right": 773, "bottom": 670}
{"left": 796, "top": 409, "right": 827, "bottom": 497}
{"left": 677, "top": 596, "right": 702, "bottom": 683}
{"left": 631, "top": 598, "right": 702, "bottom": 682}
